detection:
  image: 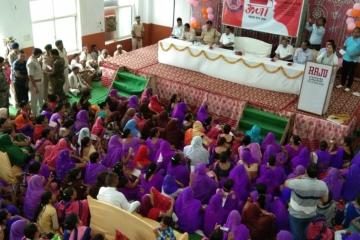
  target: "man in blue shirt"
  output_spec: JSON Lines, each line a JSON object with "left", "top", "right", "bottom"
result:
{"left": 337, "top": 27, "right": 360, "bottom": 93}
{"left": 12, "top": 50, "right": 28, "bottom": 104}
{"left": 293, "top": 40, "right": 313, "bottom": 64}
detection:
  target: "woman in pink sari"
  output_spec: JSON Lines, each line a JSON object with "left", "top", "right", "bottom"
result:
{"left": 43, "top": 138, "right": 70, "bottom": 169}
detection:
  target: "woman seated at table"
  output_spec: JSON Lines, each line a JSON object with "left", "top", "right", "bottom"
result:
{"left": 316, "top": 41, "right": 338, "bottom": 66}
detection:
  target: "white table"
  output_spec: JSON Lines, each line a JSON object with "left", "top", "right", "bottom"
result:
{"left": 158, "top": 38, "right": 305, "bottom": 95}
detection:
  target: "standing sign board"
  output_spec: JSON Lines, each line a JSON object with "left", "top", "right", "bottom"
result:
{"left": 297, "top": 62, "right": 336, "bottom": 115}
{"left": 222, "top": 0, "right": 304, "bottom": 37}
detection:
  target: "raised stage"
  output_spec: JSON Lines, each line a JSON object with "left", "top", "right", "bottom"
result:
{"left": 102, "top": 44, "right": 360, "bottom": 148}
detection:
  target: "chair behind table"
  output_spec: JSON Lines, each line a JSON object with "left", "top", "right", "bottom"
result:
{"left": 87, "top": 196, "right": 189, "bottom": 240}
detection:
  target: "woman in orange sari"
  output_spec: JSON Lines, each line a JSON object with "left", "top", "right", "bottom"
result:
{"left": 184, "top": 120, "right": 211, "bottom": 146}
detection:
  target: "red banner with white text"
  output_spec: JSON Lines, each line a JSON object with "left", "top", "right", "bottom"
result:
{"left": 222, "top": 0, "right": 304, "bottom": 37}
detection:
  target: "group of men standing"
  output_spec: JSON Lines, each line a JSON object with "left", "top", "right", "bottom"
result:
{"left": 0, "top": 40, "right": 69, "bottom": 114}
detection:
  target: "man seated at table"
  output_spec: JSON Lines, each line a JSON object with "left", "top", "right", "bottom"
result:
{"left": 200, "top": 20, "right": 221, "bottom": 49}
{"left": 113, "top": 44, "right": 127, "bottom": 57}
{"left": 219, "top": 26, "right": 235, "bottom": 50}
{"left": 171, "top": 17, "right": 184, "bottom": 39}
{"left": 274, "top": 37, "right": 294, "bottom": 61}
{"left": 181, "top": 23, "right": 195, "bottom": 42}
{"left": 293, "top": 40, "right": 313, "bottom": 64}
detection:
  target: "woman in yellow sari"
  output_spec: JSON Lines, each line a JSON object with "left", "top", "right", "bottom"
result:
{"left": 184, "top": 121, "right": 211, "bottom": 146}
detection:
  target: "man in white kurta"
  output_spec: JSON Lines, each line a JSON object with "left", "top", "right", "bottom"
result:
{"left": 97, "top": 173, "right": 140, "bottom": 212}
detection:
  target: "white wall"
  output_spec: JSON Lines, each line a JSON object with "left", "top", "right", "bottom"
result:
{"left": 144, "top": 0, "right": 191, "bottom": 27}
{"left": 79, "top": 0, "right": 105, "bottom": 35}
{"left": 0, "top": 0, "right": 33, "bottom": 48}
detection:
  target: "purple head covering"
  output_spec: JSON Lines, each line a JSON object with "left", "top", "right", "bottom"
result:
{"left": 138, "top": 169, "right": 164, "bottom": 198}
{"left": 276, "top": 230, "right": 293, "bottom": 240}
{"left": 24, "top": 175, "right": 45, "bottom": 220}
{"left": 109, "top": 89, "right": 118, "bottom": 98}
{"left": 171, "top": 102, "right": 187, "bottom": 123}
{"left": 316, "top": 150, "right": 331, "bottom": 173}
{"left": 162, "top": 175, "right": 179, "bottom": 195}
{"left": 74, "top": 110, "right": 89, "bottom": 132}
{"left": 223, "top": 210, "right": 250, "bottom": 240}
{"left": 291, "top": 147, "right": 310, "bottom": 170}
{"left": 324, "top": 168, "right": 344, "bottom": 201}
{"left": 261, "top": 132, "right": 280, "bottom": 152}
{"left": 10, "top": 219, "right": 27, "bottom": 240}
{"left": 56, "top": 149, "right": 75, "bottom": 181}
{"left": 196, "top": 103, "right": 209, "bottom": 124}
{"left": 203, "top": 193, "right": 225, "bottom": 236}
{"left": 84, "top": 162, "right": 107, "bottom": 185}
{"left": 330, "top": 148, "right": 344, "bottom": 169}
{"left": 256, "top": 165, "right": 279, "bottom": 194}
{"left": 342, "top": 163, "right": 360, "bottom": 201}
{"left": 6, "top": 205, "right": 20, "bottom": 216}
{"left": 229, "top": 164, "right": 250, "bottom": 201}
{"left": 39, "top": 163, "right": 51, "bottom": 180}
{"left": 41, "top": 110, "right": 52, "bottom": 122}
{"left": 175, "top": 187, "right": 203, "bottom": 233}
{"left": 155, "top": 140, "right": 176, "bottom": 169}
{"left": 102, "top": 135, "right": 123, "bottom": 168}
{"left": 128, "top": 95, "right": 139, "bottom": 109}
{"left": 49, "top": 112, "right": 62, "bottom": 128}
{"left": 240, "top": 148, "right": 257, "bottom": 164}
{"left": 145, "top": 138, "right": 163, "bottom": 162}
{"left": 270, "top": 198, "right": 290, "bottom": 231}
{"left": 191, "top": 163, "right": 217, "bottom": 204}
{"left": 167, "top": 162, "right": 190, "bottom": 187}
{"left": 262, "top": 145, "right": 277, "bottom": 164}
{"left": 287, "top": 165, "right": 306, "bottom": 179}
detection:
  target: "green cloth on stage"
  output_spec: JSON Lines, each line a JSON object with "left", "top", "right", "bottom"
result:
{"left": 113, "top": 71, "right": 148, "bottom": 97}
{"left": 68, "top": 81, "right": 110, "bottom": 105}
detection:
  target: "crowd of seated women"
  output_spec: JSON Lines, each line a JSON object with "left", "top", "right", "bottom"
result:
{"left": 0, "top": 87, "right": 360, "bottom": 240}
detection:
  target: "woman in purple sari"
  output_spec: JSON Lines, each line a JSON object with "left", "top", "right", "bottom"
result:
{"left": 9, "top": 219, "right": 28, "bottom": 240}
{"left": 74, "top": 110, "right": 89, "bottom": 132}
{"left": 276, "top": 230, "right": 293, "bottom": 240}
{"left": 330, "top": 147, "right": 344, "bottom": 169}
{"left": 203, "top": 193, "right": 226, "bottom": 236}
{"left": 102, "top": 135, "right": 123, "bottom": 168}
{"left": 323, "top": 168, "right": 344, "bottom": 201}
{"left": 84, "top": 152, "right": 107, "bottom": 185}
{"left": 154, "top": 140, "right": 176, "bottom": 170}
{"left": 138, "top": 163, "right": 164, "bottom": 199}
{"left": 56, "top": 149, "right": 76, "bottom": 182}
{"left": 196, "top": 103, "right": 209, "bottom": 124}
{"left": 24, "top": 175, "right": 45, "bottom": 220}
{"left": 261, "top": 132, "right": 280, "bottom": 153}
{"left": 287, "top": 165, "right": 305, "bottom": 179}
{"left": 270, "top": 198, "right": 290, "bottom": 231}
{"left": 262, "top": 145, "right": 278, "bottom": 165}
{"left": 285, "top": 135, "right": 303, "bottom": 160}
{"left": 145, "top": 128, "right": 163, "bottom": 162}
{"left": 223, "top": 210, "right": 250, "bottom": 240}
{"left": 257, "top": 157, "right": 286, "bottom": 194}
{"left": 291, "top": 147, "right": 311, "bottom": 170}
{"left": 121, "top": 129, "right": 141, "bottom": 160}
{"left": 229, "top": 164, "right": 250, "bottom": 201}
{"left": 171, "top": 102, "right": 187, "bottom": 123}
{"left": 315, "top": 141, "right": 331, "bottom": 173}
{"left": 174, "top": 187, "right": 203, "bottom": 233}
{"left": 127, "top": 95, "right": 138, "bottom": 109}
{"left": 167, "top": 153, "right": 190, "bottom": 187}
{"left": 191, "top": 163, "right": 217, "bottom": 204}
{"left": 342, "top": 163, "right": 360, "bottom": 201}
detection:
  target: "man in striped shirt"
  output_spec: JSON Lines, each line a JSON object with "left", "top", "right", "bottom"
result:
{"left": 285, "top": 163, "right": 329, "bottom": 240}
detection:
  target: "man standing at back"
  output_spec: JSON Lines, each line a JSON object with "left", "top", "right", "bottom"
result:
{"left": 55, "top": 40, "right": 69, "bottom": 94}
{"left": 285, "top": 163, "right": 328, "bottom": 240}
{"left": 48, "top": 49, "right": 65, "bottom": 101}
{"left": 27, "top": 48, "right": 44, "bottom": 116}
{"left": 12, "top": 50, "right": 28, "bottom": 105}
{"left": 131, "top": 16, "right": 145, "bottom": 50}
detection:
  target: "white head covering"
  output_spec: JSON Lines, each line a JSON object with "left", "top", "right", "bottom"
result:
{"left": 183, "top": 136, "right": 209, "bottom": 166}
{"left": 77, "top": 127, "right": 90, "bottom": 146}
